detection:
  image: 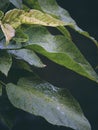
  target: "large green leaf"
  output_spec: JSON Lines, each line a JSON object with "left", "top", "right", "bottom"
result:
{"left": 21, "top": 26, "right": 98, "bottom": 83}
{"left": 8, "top": 49, "right": 45, "bottom": 68}
{"left": 37, "top": 0, "right": 98, "bottom": 47}
{"left": 6, "top": 76, "right": 91, "bottom": 130}
{"left": 0, "top": 51, "right": 12, "bottom": 76}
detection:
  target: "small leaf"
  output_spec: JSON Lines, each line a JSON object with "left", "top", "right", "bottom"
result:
{"left": 22, "top": 26, "right": 98, "bottom": 83}
{"left": 6, "top": 76, "right": 91, "bottom": 130}
{"left": 8, "top": 49, "right": 45, "bottom": 68}
{"left": 9, "top": 0, "right": 23, "bottom": 8}
{"left": 37, "top": 0, "right": 98, "bottom": 47}
{"left": 0, "top": 51, "right": 12, "bottom": 76}
{"left": 0, "top": 23, "right": 15, "bottom": 44}
{"left": 0, "top": 83, "right": 2, "bottom": 96}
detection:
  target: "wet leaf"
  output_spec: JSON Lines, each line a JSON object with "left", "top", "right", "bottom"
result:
{"left": 6, "top": 76, "right": 91, "bottom": 130}
{"left": 8, "top": 49, "right": 45, "bottom": 68}
{"left": 0, "top": 51, "right": 12, "bottom": 76}
{"left": 37, "top": 0, "right": 98, "bottom": 47}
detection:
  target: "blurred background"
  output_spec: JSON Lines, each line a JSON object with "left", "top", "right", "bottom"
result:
{"left": 0, "top": 0, "right": 98, "bottom": 130}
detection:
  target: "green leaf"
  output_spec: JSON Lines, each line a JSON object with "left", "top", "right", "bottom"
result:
{"left": 9, "top": 0, "right": 22, "bottom": 8}
{"left": 22, "top": 26, "right": 98, "bottom": 83}
{"left": 37, "top": 0, "right": 98, "bottom": 47}
{"left": 6, "top": 76, "right": 91, "bottom": 130}
{"left": 0, "top": 51, "right": 12, "bottom": 76}
{"left": 0, "top": 83, "right": 2, "bottom": 96}
{"left": 8, "top": 49, "right": 45, "bottom": 68}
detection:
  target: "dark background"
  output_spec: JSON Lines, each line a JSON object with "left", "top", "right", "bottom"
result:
{"left": 0, "top": 0, "right": 98, "bottom": 130}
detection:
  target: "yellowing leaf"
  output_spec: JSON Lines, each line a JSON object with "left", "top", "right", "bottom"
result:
{"left": 2, "top": 9, "right": 66, "bottom": 29}
{"left": 20, "top": 9, "right": 67, "bottom": 27}
{"left": 1, "top": 9, "right": 70, "bottom": 43}
{"left": 0, "top": 23, "right": 15, "bottom": 44}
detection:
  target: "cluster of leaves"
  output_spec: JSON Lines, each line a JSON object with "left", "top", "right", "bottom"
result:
{"left": 0, "top": 0, "right": 98, "bottom": 130}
